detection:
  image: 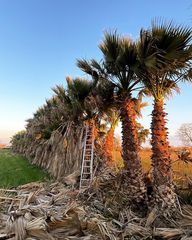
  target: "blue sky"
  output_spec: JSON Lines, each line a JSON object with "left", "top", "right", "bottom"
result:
{"left": 0, "top": 0, "right": 191, "bottom": 144}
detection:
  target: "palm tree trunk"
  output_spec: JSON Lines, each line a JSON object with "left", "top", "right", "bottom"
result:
{"left": 120, "top": 96, "right": 146, "bottom": 203}
{"left": 103, "top": 126, "right": 115, "bottom": 167}
{"left": 151, "top": 99, "right": 177, "bottom": 211}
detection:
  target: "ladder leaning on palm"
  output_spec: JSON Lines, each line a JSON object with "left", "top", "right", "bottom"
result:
{"left": 80, "top": 122, "right": 95, "bottom": 189}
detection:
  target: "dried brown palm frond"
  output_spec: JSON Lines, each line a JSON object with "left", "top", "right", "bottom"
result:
{"left": 153, "top": 228, "right": 184, "bottom": 239}
{"left": 2, "top": 180, "right": 192, "bottom": 240}
{"left": 145, "top": 207, "right": 158, "bottom": 227}
{"left": 176, "top": 148, "right": 192, "bottom": 164}
{"left": 17, "top": 182, "right": 44, "bottom": 191}
{"left": 0, "top": 233, "right": 15, "bottom": 239}
{"left": 179, "top": 205, "right": 192, "bottom": 228}
{"left": 97, "top": 221, "right": 117, "bottom": 240}
{"left": 6, "top": 216, "right": 27, "bottom": 240}
{"left": 26, "top": 218, "right": 53, "bottom": 240}
{"left": 123, "top": 223, "right": 151, "bottom": 239}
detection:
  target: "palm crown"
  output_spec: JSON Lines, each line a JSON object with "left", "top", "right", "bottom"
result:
{"left": 137, "top": 21, "right": 192, "bottom": 100}
{"left": 78, "top": 32, "right": 142, "bottom": 99}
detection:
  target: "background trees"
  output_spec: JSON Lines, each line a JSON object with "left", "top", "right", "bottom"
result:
{"left": 178, "top": 123, "right": 192, "bottom": 146}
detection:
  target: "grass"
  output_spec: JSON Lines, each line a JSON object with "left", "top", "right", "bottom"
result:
{"left": 0, "top": 148, "right": 50, "bottom": 188}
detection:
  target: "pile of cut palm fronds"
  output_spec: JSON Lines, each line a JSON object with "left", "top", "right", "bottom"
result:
{"left": 1, "top": 180, "right": 192, "bottom": 239}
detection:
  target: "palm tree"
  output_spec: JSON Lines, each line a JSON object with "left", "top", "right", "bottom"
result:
{"left": 53, "top": 77, "right": 98, "bottom": 123}
{"left": 77, "top": 33, "right": 146, "bottom": 203}
{"left": 137, "top": 21, "right": 192, "bottom": 210}
{"left": 103, "top": 110, "right": 119, "bottom": 167}
{"left": 103, "top": 97, "right": 148, "bottom": 167}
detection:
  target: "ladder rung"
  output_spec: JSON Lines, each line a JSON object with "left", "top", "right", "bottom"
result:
{"left": 80, "top": 125, "right": 94, "bottom": 189}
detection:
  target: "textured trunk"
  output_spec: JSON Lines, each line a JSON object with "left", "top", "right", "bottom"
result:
{"left": 103, "top": 126, "right": 115, "bottom": 167}
{"left": 151, "top": 99, "right": 177, "bottom": 211}
{"left": 120, "top": 97, "right": 146, "bottom": 203}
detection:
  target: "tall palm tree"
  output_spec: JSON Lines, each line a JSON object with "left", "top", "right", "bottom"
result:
{"left": 103, "top": 97, "right": 148, "bottom": 167}
{"left": 77, "top": 33, "right": 147, "bottom": 203}
{"left": 137, "top": 21, "right": 192, "bottom": 210}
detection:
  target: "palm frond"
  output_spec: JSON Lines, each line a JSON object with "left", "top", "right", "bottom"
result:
{"left": 99, "top": 31, "right": 121, "bottom": 64}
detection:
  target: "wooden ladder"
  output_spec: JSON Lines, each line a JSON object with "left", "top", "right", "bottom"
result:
{"left": 80, "top": 122, "right": 94, "bottom": 189}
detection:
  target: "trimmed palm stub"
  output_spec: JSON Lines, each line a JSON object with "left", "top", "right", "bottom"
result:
{"left": 151, "top": 99, "right": 177, "bottom": 211}
{"left": 120, "top": 96, "right": 146, "bottom": 203}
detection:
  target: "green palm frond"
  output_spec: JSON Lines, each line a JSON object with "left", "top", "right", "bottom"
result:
{"left": 71, "top": 78, "right": 93, "bottom": 102}
{"left": 163, "top": 79, "right": 180, "bottom": 97}
{"left": 137, "top": 29, "right": 158, "bottom": 70}
{"left": 52, "top": 84, "right": 65, "bottom": 96}
{"left": 137, "top": 20, "right": 192, "bottom": 100}
{"left": 118, "top": 38, "right": 137, "bottom": 68}
{"left": 52, "top": 84, "right": 71, "bottom": 105}
{"left": 185, "top": 67, "right": 192, "bottom": 81}
{"left": 99, "top": 31, "right": 121, "bottom": 64}
{"left": 151, "top": 21, "right": 192, "bottom": 68}
{"left": 77, "top": 59, "right": 97, "bottom": 77}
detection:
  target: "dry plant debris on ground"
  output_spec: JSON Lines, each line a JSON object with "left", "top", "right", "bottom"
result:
{"left": 0, "top": 178, "right": 192, "bottom": 240}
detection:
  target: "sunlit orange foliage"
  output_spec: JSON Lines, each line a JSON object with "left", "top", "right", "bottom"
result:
{"left": 113, "top": 146, "right": 192, "bottom": 186}
{"left": 0, "top": 144, "right": 6, "bottom": 149}
{"left": 103, "top": 127, "right": 115, "bottom": 167}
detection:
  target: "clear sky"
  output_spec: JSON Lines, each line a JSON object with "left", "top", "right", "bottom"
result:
{"left": 0, "top": 0, "right": 191, "bottom": 144}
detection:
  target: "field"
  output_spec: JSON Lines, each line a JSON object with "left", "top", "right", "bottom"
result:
{"left": 113, "top": 146, "right": 192, "bottom": 187}
{"left": 0, "top": 149, "right": 50, "bottom": 188}
{"left": 0, "top": 146, "right": 191, "bottom": 189}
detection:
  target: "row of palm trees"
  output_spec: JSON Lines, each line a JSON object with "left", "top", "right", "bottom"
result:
{"left": 77, "top": 21, "right": 192, "bottom": 210}
{"left": 12, "top": 21, "right": 191, "bottom": 212}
